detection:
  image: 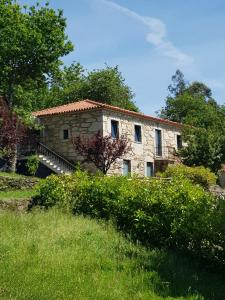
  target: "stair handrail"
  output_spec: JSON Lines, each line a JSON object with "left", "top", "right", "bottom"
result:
{"left": 37, "top": 142, "right": 75, "bottom": 171}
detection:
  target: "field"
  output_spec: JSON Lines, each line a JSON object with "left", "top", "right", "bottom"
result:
{"left": 0, "top": 209, "right": 225, "bottom": 300}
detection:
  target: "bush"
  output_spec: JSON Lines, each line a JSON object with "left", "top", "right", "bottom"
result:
{"left": 158, "top": 164, "right": 217, "bottom": 188}
{"left": 35, "top": 171, "right": 225, "bottom": 267}
{"left": 25, "top": 155, "right": 40, "bottom": 176}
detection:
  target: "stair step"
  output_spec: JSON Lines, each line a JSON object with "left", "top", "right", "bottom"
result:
{"left": 37, "top": 147, "right": 73, "bottom": 175}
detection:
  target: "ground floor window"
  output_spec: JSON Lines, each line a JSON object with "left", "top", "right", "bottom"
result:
{"left": 123, "top": 160, "right": 131, "bottom": 176}
{"left": 146, "top": 162, "right": 154, "bottom": 177}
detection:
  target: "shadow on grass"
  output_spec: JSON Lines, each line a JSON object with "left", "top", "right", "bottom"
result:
{"left": 140, "top": 247, "right": 225, "bottom": 300}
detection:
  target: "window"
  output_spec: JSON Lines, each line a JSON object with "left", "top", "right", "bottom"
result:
{"left": 111, "top": 120, "right": 119, "bottom": 138}
{"left": 134, "top": 125, "right": 142, "bottom": 142}
{"left": 146, "top": 162, "right": 154, "bottom": 177}
{"left": 123, "top": 160, "right": 131, "bottom": 176}
{"left": 177, "top": 135, "right": 182, "bottom": 149}
{"left": 155, "top": 129, "right": 162, "bottom": 156}
{"left": 63, "top": 129, "right": 69, "bottom": 140}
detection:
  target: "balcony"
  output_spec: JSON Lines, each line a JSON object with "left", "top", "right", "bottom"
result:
{"left": 154, "top": 146, "right": 179, "bottom": 161}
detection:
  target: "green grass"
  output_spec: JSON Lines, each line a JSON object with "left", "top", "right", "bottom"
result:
{"left": 0, "top": 189, "right": 36, "bottom": 201}
{"left": 0, "top": 210, "right": 224, "bottom": 300}
{"left": 0, "top": 171, "right": 26, "bottom": 178}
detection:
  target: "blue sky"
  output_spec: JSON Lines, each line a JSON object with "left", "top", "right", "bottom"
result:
{"left": 23, "top": 0, "right": 225, "bottom": 115}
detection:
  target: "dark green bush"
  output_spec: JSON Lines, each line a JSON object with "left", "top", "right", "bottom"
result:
{"left": 158, "top": 164, "right": 217, "bottom": 188}
{"left": 25, "top": 155, "right": 40, "bottom": 176}
{"left": 35, "top": 171, "right": 225, "bottom": 267}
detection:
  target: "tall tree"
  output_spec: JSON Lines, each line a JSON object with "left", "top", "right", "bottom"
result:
{"left": 80, "top": 66, "right": 138, "bottom": 112}
{"left": 0, "top": 0, "right": 73, "bottom": 170}
{"left": 18, "top": 63, "right": 139, "bottom": 113}
{"left": 159, "top": 70, "right": 225, "bottom": 171}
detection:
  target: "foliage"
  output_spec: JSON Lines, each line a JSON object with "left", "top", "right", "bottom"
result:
{"left": 80, "top": 66, "right": 138, "bottom": 111}
{"left": 25, "top": 155, "right": 40, "bottom": 176}
{"left": 180, "top": 127, "right": 225, "bottom": 172}
{"left": 0, "top": 1, "right": 73, "bottom": 171}
{"left": 3, "top": 210, "right": 224, "bottom": 299}
{"left": 158, "top": 164, "right": 217, "bottom": 188}
{"left": 72, "top": 131, "right": 131, "bottom": 174}
{"left": 159, "top": 70, "right": 225, "bottom": 172}
{"left": 0, "top": 98, "right": 27, "bottom": 171}
{"left": 0, "top": 0, "right": 73, "bottom": 109}
{"left": 17, "top": 63, "right": 139, "bottom": 113}
{"left": 35, "top": 171, "right": 225, "bottom": 267}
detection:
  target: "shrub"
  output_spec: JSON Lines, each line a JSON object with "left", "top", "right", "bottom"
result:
{"left": 25, "top": 155, "right": 40, "bottom": 176}
{"left": 35, "top": 174, "right": 72, "bottom": 208}
{"left": 158, "top": 164, "right": 217, "bottom": 188}
{"left": 35, "top": 171, "right": 225, "bottom": 267}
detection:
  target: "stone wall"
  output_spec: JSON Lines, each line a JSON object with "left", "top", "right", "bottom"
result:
{"left": 38, "top": 108, "right": 182, "bottom": 176}
{"left": 0, "top": 175, "right": 39, "bottom": 191}
{"left": 102, "top": 110, "right": 182, "bottom": 176}
{"left": 39, "top": 110, "right": 103, "bottom": 166}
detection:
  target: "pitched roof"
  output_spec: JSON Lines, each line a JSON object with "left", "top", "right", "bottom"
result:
{"left": 32, "top": 99, "right": 182, "bottom": 128}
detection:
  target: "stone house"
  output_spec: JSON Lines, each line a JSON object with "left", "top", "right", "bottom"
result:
{"left": 32, "top": 99, "right": 183, "bottom": 176}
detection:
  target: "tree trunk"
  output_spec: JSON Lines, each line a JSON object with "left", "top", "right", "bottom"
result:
{"left": 7, "top": 144, "right": 17, "bottom": 173}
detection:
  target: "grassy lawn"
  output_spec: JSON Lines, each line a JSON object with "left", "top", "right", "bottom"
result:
{"left": 0, "top": 209, "right": 224, "bottom": 300}
{"left": 0, "top": 189, "right": 37, "bottom": 201}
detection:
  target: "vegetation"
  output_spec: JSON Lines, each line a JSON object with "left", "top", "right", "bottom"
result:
{"left": 0, "top": 171, "right": 39, "bottom": 191}
{"left": 0, "top": 98, "right": 27, "bottom": 171}
{"left": 0, "top": 0, "right": 73, "bottom": 171}
{"left": 16, "top": 63, "right": 139, "bottom": 112}
{"left": 0, "top": 209, "right": 225, "bottom": 299}
{"left": 0, "top": 189, "right": 36, "bottom": 201}
{"left": 25, "top": 155, "right": 40, "bottom": 176}
{"left": 35, "top": 171, "right": 225, "bottom": 268}
{"left": 158, "top": 165, "right": 217, "bottom": 188}
{"left": 159, "top": 70, "right": 225, "bottom": 172}
{"left": 72, "top": 131, "right": 131, "bottom": 174}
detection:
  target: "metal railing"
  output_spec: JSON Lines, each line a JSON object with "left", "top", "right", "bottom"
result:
{"left": 154, "top": 146, "right": 178, "bottom": 161}
{"left": 37, "top": 142, "right": 75, "bottom": 172}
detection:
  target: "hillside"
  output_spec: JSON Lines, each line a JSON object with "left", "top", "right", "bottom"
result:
{"left": 0, "top": 209, "right": 224, "bottom": 300}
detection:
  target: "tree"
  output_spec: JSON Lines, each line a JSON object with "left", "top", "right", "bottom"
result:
{"left": 80, "top": 66, "right": 138, "bottom": 112}
{"left": 0, "top": 98, "right": 27, "bottom": 171}
{"left": 72, "top": 131, "right": 131, "bottom": 174}
{"left": 168, "top": 69, "right": 186, "bottom": 97}
{"left": 14, "top": 63, "right": 139, "bottom": 113}
{"left": 0, "top": 0, "right": 73, "bottom": 170}
{"left": 180, "top": 127, "right": 225, "bottom": 172}
{"left": 160, "top": 70, "right": 216, "bottom": 122}
{"left": 159, "top": 70, "right": 225, "bottom": 172}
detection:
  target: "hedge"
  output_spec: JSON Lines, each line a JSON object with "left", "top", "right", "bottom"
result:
{"left": 35, "top": 170, "right": 225, "bottom": 268}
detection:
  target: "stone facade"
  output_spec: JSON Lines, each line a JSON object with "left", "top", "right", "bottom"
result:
{"left": 38, "top": 108, "right": 182, "bottom": 176}
{"left": 39, "top": 110, "right": 103, "bottom": 165}
{"left": 102, "top": 109, "right": 181, "bottom": 176}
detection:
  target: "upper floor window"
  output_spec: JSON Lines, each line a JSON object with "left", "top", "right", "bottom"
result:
{"left": 134, "top": 125, "right": 142, "bottom": 143}
{"left": 111, "top": 120, "right": 119, "bottom": 138}
{"left": 155, "top": 129, "right": 162, "bottom": 156}
{"left": 177, "top": 135, "right": 182, "bottom": 149}
{"left": 63, "top": 129, "right": 69, "bottom": 140}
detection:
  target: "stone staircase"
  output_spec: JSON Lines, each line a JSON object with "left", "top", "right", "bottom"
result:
{"left": 37, "top": 143, "right": 74, "bottom": 175}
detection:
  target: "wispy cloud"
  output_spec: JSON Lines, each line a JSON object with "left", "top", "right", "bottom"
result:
{"left": 101, "top": 0, "right": 193, "bottom": 66}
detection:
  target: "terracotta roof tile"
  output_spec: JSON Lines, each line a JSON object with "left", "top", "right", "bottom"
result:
{"left": 32, "top": 100, "right": 100, "bottom": 117}
{"left": 32, "top": 99, "right": 182, "bottom": 128}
